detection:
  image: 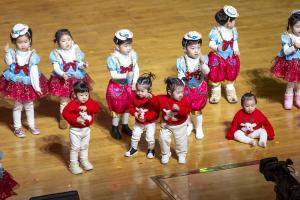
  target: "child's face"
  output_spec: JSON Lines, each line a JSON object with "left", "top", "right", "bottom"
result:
{"left": 117, "top": 42, "right": 132, "bottom": 55}
{"left": 75, "top": 92, "right": 89, "bottom": 104}
{"left": 136, "top": 84, "right": 149, "bottom": 98}
{"left": 58, "top": 34, "right": 73, "bottom": 50}
{"left": 185, "top": 43, "right": 200, "bottom": 59}
{"left": 170, "top": 86, "right": 184, "bottom": 101}
{"left": 15, "top": 35, "right": 31, "bottom": 52}
{"left": 225, "top": 20, "right": 236, "bottom": 29}
{"left": 243, "top": 99, "right": 256, "bottom": 114}
{"left": 292, "top": 21, "right": 300, "bottom": 37}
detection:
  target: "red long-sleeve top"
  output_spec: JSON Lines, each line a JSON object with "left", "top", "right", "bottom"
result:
{"left": 157, "top": 95, "right": 191, "bottom": 126}
{"left": 227, "top": 108, "right": 275, "bottom": 140}
{"left": 62, "top": 98, "right": 100, "bottom": 128}
{"left": 128, "top": 94, "right": 159, "bottom": 125}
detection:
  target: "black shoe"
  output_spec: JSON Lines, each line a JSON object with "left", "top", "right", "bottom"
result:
{"left": 147, "top": 149, "right": 155, "bottom": 159}
{"left": 122, "top": 124, "right": 132, "bottom": 136}
{"left": 125, "top": 147, "right": 138, "bottom": 157}
{"left": 111, "top": 125, "right": 121, "bottom": 140}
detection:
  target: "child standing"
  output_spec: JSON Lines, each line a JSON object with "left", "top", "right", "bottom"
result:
{"left": 177, "top": 31, "right": 209, "bottom": 139}
{"left": 271, "top": 10, "right": 300, "bottom": 109}
{"left": 62, "top": 81, "right": 99, "bottom": 175}
{"left": 227, "top": 92, "right": 275, "bottom": 147}
{"left": 208, "top": 5, "right": 240, "bottom": 104}
{"left": 125, "top": 73, "right": 158, "bottom": 158}
{"left": 158, "top": 78, "right": 191, "bottom": 164}
{"left": 49, "top": 29, "right": 91, "bottom": 129}
{"left": 106, "top": 29, "right": 140, "bottom": 140}
{"left": 0, "top": 24, "right": 48, "bottom": 137}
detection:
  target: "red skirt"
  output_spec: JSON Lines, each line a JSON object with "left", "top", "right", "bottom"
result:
{"left": 184, "top": 80, "right": 208, "bottom": 111}
{"left": 0, "top": 74, "right": 48, "bottom": 103}
{"left": 271, "top": 57, "right": 300, "bottom": 82}
{"left": 106, "top": 80, "right": 134, "bottom": 113}
{"left": 207, "top": 51, "right": 240, "bottom": 82}
{"left": 0, "top": 170, "right": 18, "bottom": 200}
{"left": 49, "top": 74, "right": 93, "bottom": 98}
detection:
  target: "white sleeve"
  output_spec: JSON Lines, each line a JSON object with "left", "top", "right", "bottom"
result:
{"left": 53, "top": 63, "right": 65, "bottom": 77}
{"left": 233, "top": 40, "right": 239, "bottom": 52}
{"left": 110, "top": 71, "right": 127, "bottom": 79}
{"left": 5, "top": 52, "right": 13, "bottom": 65}
{"left": 30, "top": 65, "right": 41, "bottom": 92}
{"left": 283, "top": 44, "right": 296, "bottom": 55}
{"left": 209, "top": 40, "right": 219, "bottom": 51}
{"left": 132, "top": 63, "right": 139, "bottom": 85}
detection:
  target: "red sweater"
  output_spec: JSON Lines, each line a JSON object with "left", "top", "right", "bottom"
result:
{"left": 157, "top": 95, "right": 191, "bottom": 126}
{"left": 128, "top": 95, "right": 159, "bottom": 125}
{"left": 62, "top": 98, "right": 100, "bottom": 128}
{"left": 227, "top": 108, "right": 275, "bottom": 140}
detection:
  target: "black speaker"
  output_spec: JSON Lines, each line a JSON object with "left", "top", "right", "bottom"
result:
{"left": 29, "top": 190, "right": 80, "bottom": 200}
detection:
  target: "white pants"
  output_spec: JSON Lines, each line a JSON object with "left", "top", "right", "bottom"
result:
{"left": 234, "top": 128, "right": 268, "bottom": 144}
{"left": 13, "top": 101, "right": 35, "bottom": 129}
{"left": 70, "top": 127, "right": 91, "bottom": 163}
{"left": 159, "top": 120, "right": 188, "bottom": 157}
{"left": 131, "top": 122, "right": 156, "bottom": 150}
{"left": 60, "top": 97, "right": 70, "bottom": 114}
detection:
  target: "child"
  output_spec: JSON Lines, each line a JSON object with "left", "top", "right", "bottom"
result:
{"left": 125, "top": 73, "right": 158, "bottom": 158}
{"left": 157, "top": 77, "right": 191, "bottom": 164}
{"left": 177, "top": 31, "right": 209, "bottom": 139}
{"left": 62, "top": 81, "right": 99, "bottom": 175}
{"left": 208, "top": 5, "right": 240, "bottom": 104}
{"left": 0, "top": 24, "right": 48, "bottom": 138}
{"left": 106, "top": 29, "right": 140, "bottom": 140}
{"left": 48, "top": 29, "right": 91, "bottom": 129}
{"left": 271, "top": 10, "right": 300, "bottom": 109}
{"left": 227, "top": 92, "right": 275, "bottom": 147}
{"left": 0, "top": 152, "right": 18, "bottom": 199}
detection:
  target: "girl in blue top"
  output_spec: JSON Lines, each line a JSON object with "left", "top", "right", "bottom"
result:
{"left": 208, "top": 5, "right": 240, "bottom": 104}
{"left": 0, "top": 24, "right": 48, "bottom": 138}
{"left": 271, "top": 10, "right": 300, "bottom": 109}
{"left": 48, "top": 29, "right": 92, "bottom": 129}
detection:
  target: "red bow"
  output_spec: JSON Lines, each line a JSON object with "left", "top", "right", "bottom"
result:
{"left": 63, "top": 61, "right": 77, "bottom": 72}
{"left": 222, "top": 39, "right": 234, "bottom": 51}
{"left": 15, "top": 63, "right": 29, "bottom": 75}
{"left": 186, "top": 70, "right": 201, "bottom": 80}
{"left": 120, "top": 64, "right": 133, "bottom": 73}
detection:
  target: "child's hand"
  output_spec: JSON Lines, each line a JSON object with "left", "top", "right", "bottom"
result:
{"left": 127, "top": 71, "right": 134, "bottom": 78}
{"left": 36, "top": 91, "right": 43, "bottom": 96}
{"left": 77, "top": 116, "right": 85, "bottom": 125}
{"left": 172, "top": 104, "right": 180, "bottom": 111}
{"left": 4, "top": 43, "right": 9, "bottom": 53}
{"left": 79, "top": 106, "right": 87, "bottom": 111}
{"left": 217, "top": 45, "right": 223, "bottom": 51}
{"left": 137, "top": 115, "right": 145, "bottom": 122}
{"left": 234, "top": 50, "right": 240, "bottom": 56}
{"left": 145, "top": 93, "right": 152, "bottom": 99}
{"left": 134, "top": 112, "right": 139, "bottom": 118}
{"left": 294, "top": 42, "right": 300, "bottom": 49}
{"left": 63, "top": 73, "right": 69, "bottom": 80}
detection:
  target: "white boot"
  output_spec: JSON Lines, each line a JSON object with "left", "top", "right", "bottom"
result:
{"left": 209, "top": 85, "right": 221, "bottom": 104}
{"left": 81, "top": 160, "right": 94, "bottom": 171}
{"left": 69, "top": 162, "right": 83, "bottom": 175}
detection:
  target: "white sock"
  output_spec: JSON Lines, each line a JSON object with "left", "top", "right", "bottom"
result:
{"left": 122, "top": 112, "right": 130, "bottom": 124}
{"left": 195, "top": 114, "right": 204, "bottom": 139}
{"left": 112, "top": 117, "right": 120, "bottom": 126}
{"left": 286, "top": 82, "right": 294, "bottom": 95}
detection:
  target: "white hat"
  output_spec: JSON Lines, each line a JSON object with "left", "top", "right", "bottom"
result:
{"left": 11, "top": 24, "right": 29, "bottom": 38}
{"left": 223, "top": 5, "right": 239, "bottom": 18}
{"left": 291, "top": 9, "right": 300, "bottom": 15}
{"left": 184, "top": 31, "right": 202, "bottom": 41}
{"left": 115, "top": 29, "right": 133, "bottom": 41}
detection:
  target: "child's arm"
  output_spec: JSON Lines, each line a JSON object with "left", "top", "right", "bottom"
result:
{"left": 226, "top": 112, "right": 240, "bottom": 140}
{"left": 29, "top": 52, "right": 42, "bottom": 95}
{"left": 4, "top": 44, "right": 13, "bottom": 66}
{"left": 174, "top": 98, "right": 191, "bottom": 116}
{"left": 200, "top": 56, "right": 210, "bottom": 75}
{"left": 208, "top": 28, "right": 222, "bottom": 51}
{"left": 282, "top": 34, "right": 297, "bottom": 56}
{"left": 176, "top": 57, "right": 187, "bottom": 81}
{"left": 107, "top": 56, "right": 127, "bottom": 80}
{"left": 62, "top": 102, "right": 78, "bottom": 124}
{"left": 259, "top": 110, "right": 275, "bottom": 140}
{"left": 233, "top": 28, "right": 240, "bottom": 55}
{"left": 74, "top": 44, "right": 88, "bottom": 69}
{"left": 50, "top": 51, "right": 67, "bottom": 79}
{"left": 131, "top": 51, "right": 139, "bottom": 89}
